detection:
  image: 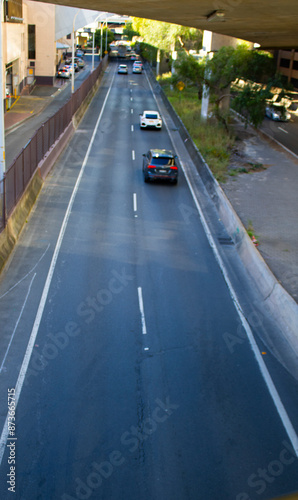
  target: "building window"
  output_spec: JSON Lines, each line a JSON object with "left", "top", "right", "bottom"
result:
{"left": 28, "top": 25, "right": 36, "bottom": 60}
{"left": 280, "top": 58, "right": 290, "bottom": 69}
{"left": 4, "top": 0, "right": 23, "bottom": 23}
{"left": 66, "top": 34, "right": 71, "bottom": 40}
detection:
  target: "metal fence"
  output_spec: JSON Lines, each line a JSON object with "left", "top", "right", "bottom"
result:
{"left": 0, "top": 57, "right": 106, "bottom": 232}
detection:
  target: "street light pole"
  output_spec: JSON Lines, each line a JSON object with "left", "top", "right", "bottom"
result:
{"left": 71, "top": 10, "right": 80, "bottom": 94}
{"left": 91, "top": 28, "right": 95, "bottom": 71}
{"left": 0, "top": 0, "right": 6, "bottom": 182}
{"left": 105, "top": 20, "right": 108, "bottom": 54}
{"left": 100, "top": 22, "right": 103, "bottom": 60}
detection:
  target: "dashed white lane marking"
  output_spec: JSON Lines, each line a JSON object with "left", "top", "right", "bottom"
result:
{"left": 131, "top": 125, "right": 134, "bottom": 132}
{"left": 138, "top": 287, "right": 147, "bottom": 335}
{"left": 132, "top": 150, "right": 135, "bottom": 161}
{"left": 133, "top": 193, "right": 137, "bottom": 212}
{"left": 278, "top": 127, "right": 288, "bottom": 134}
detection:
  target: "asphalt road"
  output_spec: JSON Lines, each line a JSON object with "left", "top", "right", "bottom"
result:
{"left": 0, "top": 60, "right": 297, "bottom": 499}
{"left": 261, "top": 112, "right": 298, "bottom": 156}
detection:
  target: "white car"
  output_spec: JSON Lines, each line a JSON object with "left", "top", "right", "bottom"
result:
{"left": 140, "top": 110, "right": 162, "bottom": 130}
{"left": 265, "top": 104, "right": 291, "bottom": 122}
{"left": 118, "top": 64, "right": 128, "bottom": 74}
{"left": 133, "top": 62, "right": 142, "bottom": 74}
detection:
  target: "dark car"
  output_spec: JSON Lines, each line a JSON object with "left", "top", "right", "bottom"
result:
{"left": 142, "top": 149, "right": 178, "bottom": 184}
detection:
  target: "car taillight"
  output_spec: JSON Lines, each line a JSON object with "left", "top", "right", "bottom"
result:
{"left": 170, "top": 166, "right": 178, "bottom": 170}
{"left": 148, "top": 165, "right": 155, "bottom": 169}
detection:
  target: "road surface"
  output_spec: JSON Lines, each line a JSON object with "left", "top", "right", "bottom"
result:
{"left": 0, "top": 60, "right": 297, "bottom": 500}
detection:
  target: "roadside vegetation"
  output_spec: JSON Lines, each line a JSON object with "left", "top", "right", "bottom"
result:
{"left": 123, "top": 18, "right": 294, "bottom": 182}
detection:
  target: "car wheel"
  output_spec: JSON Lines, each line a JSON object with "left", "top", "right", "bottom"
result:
{"left": 144, "top": 174, "right": 149, "bottom": 183}
{"left": 171, "top": 179, "right": 177, "bottom": 185}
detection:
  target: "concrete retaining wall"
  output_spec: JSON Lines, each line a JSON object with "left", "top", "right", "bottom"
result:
{"left": 0, "top": 171, "right": 43, "bottom": 271}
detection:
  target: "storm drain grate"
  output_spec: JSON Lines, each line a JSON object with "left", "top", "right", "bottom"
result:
{"left": 218, "top": 237, "right": 234, "bottom": 245}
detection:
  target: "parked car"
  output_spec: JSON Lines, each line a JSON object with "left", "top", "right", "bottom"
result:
{"left": 75, "top": 57, "right": 85, "bottom": 68}
{"left": 64, "top": 63, "right": 78, "bottom": 73}
{"left": 57, "top": 67, "right": 71, "bottom": 79}
{"left": 140, "top": 110, "right": 162, "bottom": 129}
{"left": 133, "top": 62, "right": 142, "bottom": 74}
{"left": 265, "top": 104, "right": 291, "bottom": 122}
{"left": 118, "top": 64, "right": 128, "bottom": 74}
{"left": 142, "top": 149, "right": 178, "bottom": 184}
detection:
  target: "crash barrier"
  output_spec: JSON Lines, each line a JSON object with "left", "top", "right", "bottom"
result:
{"left": 145, "top": 63, "right": 298, "bottom": 359}
{"left": 0, "top": 56, "right": 108, "bottom": 233}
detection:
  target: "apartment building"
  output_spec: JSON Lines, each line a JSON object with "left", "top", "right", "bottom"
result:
{"left": 2, "top": 0, "right": 107, "bottom": 106}
{"left": 277, "top": 49, "right": 298, "bottom": 88}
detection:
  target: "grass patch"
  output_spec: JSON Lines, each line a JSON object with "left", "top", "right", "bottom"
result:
{"left": 160, "top": 80, "right": 234, "bottom": 182}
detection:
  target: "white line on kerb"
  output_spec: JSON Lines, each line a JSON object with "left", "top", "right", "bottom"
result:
{"left": 0, "top": 67, "right": 117, "bottom": 467}
{"left": 131, "top": 125, "right": 134, "bottom": 132}
{"left": 133, "top": 193, "right": 137, "bottom": 212}
{"left": 138, "top": 287, "right": 147, "bottom": 335}
{"left": 145, "top": 70, "right": 298, "bottom": 458}
{"left": 132, "top": 150, "right": 135, "bottom": 161}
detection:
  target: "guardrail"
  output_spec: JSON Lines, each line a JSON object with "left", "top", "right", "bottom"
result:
{"left": 0, "top": 56, "right": 107, "bottom": 232}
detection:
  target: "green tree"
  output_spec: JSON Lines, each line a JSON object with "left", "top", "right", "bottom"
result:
{"left": 175, "top": 45, "right": 288, "bottom": 128}
{"left": 131, "top": 17, "right": 202, "bottom": 54}
{"left": 94, "top": 28, "right": 115, "bottom": 52}
{"left": 123, "top": 21, "right": 140, "bottom": 40}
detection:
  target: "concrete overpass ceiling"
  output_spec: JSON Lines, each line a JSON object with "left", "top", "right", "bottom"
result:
{"left": 35, "top": 0, "right": 298, "bottom": 48}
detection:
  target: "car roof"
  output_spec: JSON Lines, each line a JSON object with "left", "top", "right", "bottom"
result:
{"left": 149, "top": 149, "right": 174, "bottom": 157}
{"left": 144, "top": 110, "right": 159, "bottom": 114}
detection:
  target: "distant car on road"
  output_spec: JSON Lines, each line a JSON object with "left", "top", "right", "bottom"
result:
{"left": 75, "top": 57, "right": 85, "bottom": 68}
{"left": 140, "top": 110, "right": 162, "bottom": 129}
{"left": 142, "top": 149, "right": 178, "bottom": 184}
{"left": 118, "top": 64, "right": 128, "bottom": 74}
{"left": 57, "top": 67, "right": 71, "bottom": 79}
{"left": 133, "top": 62, "right": 142, "bottom": 73}
{"left": 76, "top": 49, "right": 84, "bottom": 57}
{"left": 265, "top": 104, "right": 291, "bottom": 122}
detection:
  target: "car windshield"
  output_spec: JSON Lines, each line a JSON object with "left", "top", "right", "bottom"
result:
{"left": 152, "top": 157, "right": 174, "bottom": 166}
{"left": 146, "top": 113, "right": 158, "bottom": 119}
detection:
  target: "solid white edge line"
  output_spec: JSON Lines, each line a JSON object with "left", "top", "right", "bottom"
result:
{"left": 145, "top": 70, "right": 298, "bottom": 457}
{"left": 0, "top": 67, "right": 117, "bottom": 466}
{"left": 138, "top": 287, "right": 147, "bottom": 335}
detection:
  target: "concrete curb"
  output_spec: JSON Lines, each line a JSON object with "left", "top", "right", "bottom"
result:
{"left": 149, "top": 68, "right": 298, "bottom": 356}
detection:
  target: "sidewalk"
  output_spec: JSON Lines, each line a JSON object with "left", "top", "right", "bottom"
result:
{"left": 4, "top": 82, "right": 67, "bottom": 132}
{"left": 4, "top": 84, "right": 298, "bottom": 303}
{"left": 224, "top": 120, "right": 298, "bottom": 302}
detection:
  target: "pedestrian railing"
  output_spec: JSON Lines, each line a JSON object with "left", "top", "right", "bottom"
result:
{"left": 0, "top": 56, "right": 107, "bottom": 232}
